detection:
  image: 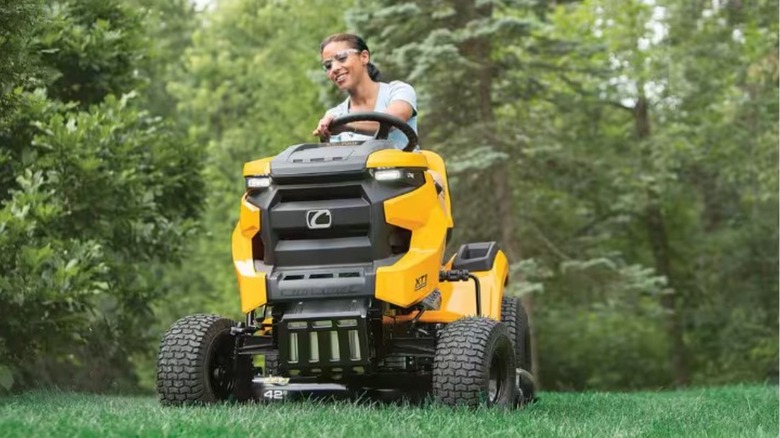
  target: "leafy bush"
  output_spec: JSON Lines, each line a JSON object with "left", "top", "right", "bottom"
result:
{"left": 538, "top": 306, "right": 671, "bottom": 391}
{"left": 525, "top": 258, "right": 671, "bottom": 390}
{"left": 0, "top": 90, "right": 202, "bottom": 391}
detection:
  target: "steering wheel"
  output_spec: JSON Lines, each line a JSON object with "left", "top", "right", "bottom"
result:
{"left": 327, "top": 111, "right": 418, "bottom": 152}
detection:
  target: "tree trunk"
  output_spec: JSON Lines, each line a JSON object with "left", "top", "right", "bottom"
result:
{"left": 461, "top": 0, "right": 541, "bottom": 381}
{"left": 635, "top": 94, "right": 690, "bottom": 386}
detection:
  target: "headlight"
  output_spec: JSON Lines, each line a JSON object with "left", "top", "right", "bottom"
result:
{"left": 246, "top": 175, "right": 272, "bottom": 189}
{"left": 372, "top": 168, "right": 421, "bottom": 184}
{"left": 371, "top": 168, "right": 425, "bottom": 188}
{"left": 374, "top": 168, "right": 405, "bottom": 181}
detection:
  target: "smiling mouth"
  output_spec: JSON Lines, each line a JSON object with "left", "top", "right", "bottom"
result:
{"left": 335, "top": 73, "right": 347, "bottom": 84}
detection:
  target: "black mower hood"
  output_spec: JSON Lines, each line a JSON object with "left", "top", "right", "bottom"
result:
{"left": 269, "top": 140, "right": 394, "bottom": 179}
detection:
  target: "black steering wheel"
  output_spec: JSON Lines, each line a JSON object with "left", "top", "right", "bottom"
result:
{"left": 327, "top": 111, "right": 418, "bottom": 152}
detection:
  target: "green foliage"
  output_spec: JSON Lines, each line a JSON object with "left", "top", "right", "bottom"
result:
{"left": 0, "top": 89, "right": 202, "bottom": 390}
{"left": 0, "top": 0, "right": 41, "bottom": 117}
{"left": 0, "top": 0, "right": 203, "bottom": 392}
{"left": 0, "top": 166, "right": 108, "bottom": 373}
{"left": 529, "top": 257, "right": 670, "bottom": 389}
{"left": 25, "top": 90, "right": 200, "bottom": 261}
{"left": 539, "top": 306, "right": 669, "bottom": 390}
{"left": 32, "top": 1, "right": 147, "bottom": 107}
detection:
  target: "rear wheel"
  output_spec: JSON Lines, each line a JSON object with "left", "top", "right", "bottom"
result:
{"left": 501, "top": 296, "right": 532, "bottom": 371}
{"left": 156, "top": 314, "right": 251, "bottom": 405}
{"left": 516, "top": 368, "right": 537, "bottom": 406}
{"left": 501, "top": 296, "right": 536, "bottom": 405}
{"left": 433, "top": 317, "right": 517, "bottom": 407}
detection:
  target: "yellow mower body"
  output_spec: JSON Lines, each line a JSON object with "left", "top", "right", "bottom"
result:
{"left": 155, "top": 113, "right": 535, "bottom": 408}
{"left": 231, "top": 147, "right": 507, "bottom": 321}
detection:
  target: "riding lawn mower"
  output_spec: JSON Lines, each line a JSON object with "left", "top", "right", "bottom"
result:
{"left": 156, "top": 112, "right": 535, "bottom": 407}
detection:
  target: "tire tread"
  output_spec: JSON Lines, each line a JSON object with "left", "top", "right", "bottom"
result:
{"left": 433, "top": 317, "right": 516, "bottom": 407}
{"left": 156, "top": 314, "right": 234, "bottom": 406}
{"left": 501, "top": 296, "right": 531, "bottom": 370}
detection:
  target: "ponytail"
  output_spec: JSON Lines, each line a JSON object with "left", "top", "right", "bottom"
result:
{"left": 367, "top": 62, "right": 381, "bottom": 81}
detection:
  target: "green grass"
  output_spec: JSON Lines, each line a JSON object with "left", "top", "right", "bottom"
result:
{"left": 0, "top": 385, "right": 776, "bottom": 437}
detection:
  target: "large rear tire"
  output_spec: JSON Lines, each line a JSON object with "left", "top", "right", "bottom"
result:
{"left": 500, "top": 296, "right": 532, "bottom": 371}
{"left": 156, "top": 314, "right": 251, "bottom": 406}
{"left": 433, "top": 317, "right": 517, "bottom": 407}
{"left": 501, "top": 296, "right": 536, "bottom": 405}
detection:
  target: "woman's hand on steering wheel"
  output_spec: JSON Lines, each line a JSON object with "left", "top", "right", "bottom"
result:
{"left": 312, "top": 114, "right": 337, "bottom": 141}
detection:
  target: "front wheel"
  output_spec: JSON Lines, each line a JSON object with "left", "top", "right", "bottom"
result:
{"left": 156, "top": 314, "right": 251, "bottom": 405}
{"left": 433, "top": 317, "right": 517, "bottom": 407}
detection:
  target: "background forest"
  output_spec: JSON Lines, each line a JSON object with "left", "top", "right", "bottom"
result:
{"left": 0, "top": 0, "right": 777, "bottom": 393}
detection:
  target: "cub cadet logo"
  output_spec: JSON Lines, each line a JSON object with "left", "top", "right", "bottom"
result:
{"left": 260, "top": 376, "right": 290, "bottom": 386}
{"left": 414, "top": 274, "right": 428, "bottom": 291}
{"left": 306, "top": 209, "right": 332, "bottom": 229}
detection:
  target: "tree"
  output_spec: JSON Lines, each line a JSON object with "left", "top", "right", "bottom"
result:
{"left": 0, "top": 0, "right": 204, "bottom": 392}
{"left": 526, "top": 0, "right": 778, "bottom": 387}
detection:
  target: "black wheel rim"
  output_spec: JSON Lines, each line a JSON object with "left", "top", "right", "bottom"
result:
{"left": 207, "top": 332, "right": 236, "bottom": 399}
{"left": 488, "top": 354, "right": 504, "bottom": 403}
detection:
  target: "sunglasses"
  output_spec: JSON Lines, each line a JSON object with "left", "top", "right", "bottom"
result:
{"left": 321, "top": 49, "right": 360, "bottom": 71}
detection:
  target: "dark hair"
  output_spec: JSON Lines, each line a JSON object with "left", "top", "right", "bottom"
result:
{"left": 320, "top": 33, "right": 381, "bottom": 81}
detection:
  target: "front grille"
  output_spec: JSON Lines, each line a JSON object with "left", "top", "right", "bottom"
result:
{"left": 268, "top": 184, "right": 372, "bottom": 266}
{"left": 248, "top": 177, "right": 420, "bottom": 268}
{"left": 276, "top": 225, "right": 369, "bottom": 241}
{"left": 277, "top": 184, "right": 363, "bottom": 202}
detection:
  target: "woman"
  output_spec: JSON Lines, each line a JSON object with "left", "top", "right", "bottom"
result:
{"left": 313, "top": 33, "right": 446, "bottom": 211}
{"left": 312, "top": 33, "right": 417, "bottom": 149}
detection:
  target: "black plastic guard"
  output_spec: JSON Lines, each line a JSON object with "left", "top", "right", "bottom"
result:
{"left": 451, "top": 241, "right": 500, "bottom": 272}
{"left": 266, "top": 265, "right": 375, "bottom": 301}
{"left": 276, "top": 299, "right": 371, "bottom": 374}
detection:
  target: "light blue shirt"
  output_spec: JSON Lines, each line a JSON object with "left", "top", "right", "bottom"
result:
{"left": 326, "top": 81, "right": 418, "bottom": 149}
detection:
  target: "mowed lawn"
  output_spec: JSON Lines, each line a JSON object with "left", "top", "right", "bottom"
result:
{"left": 0, "top": 385, "right": 776, "bottom": 437}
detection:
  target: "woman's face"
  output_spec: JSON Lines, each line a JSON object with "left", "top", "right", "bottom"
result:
{"left": 321, "top": 41, "right": 369, "bottom": 90}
